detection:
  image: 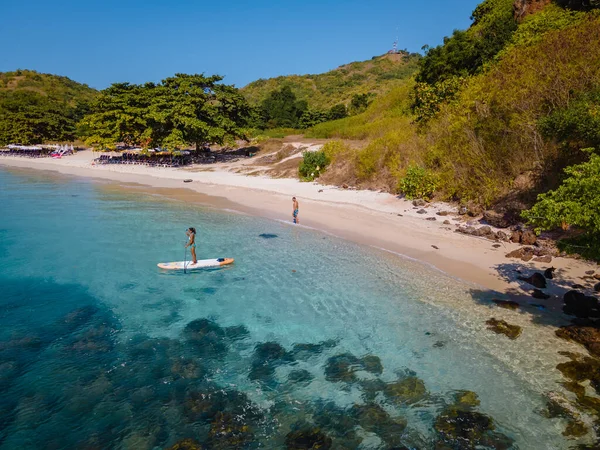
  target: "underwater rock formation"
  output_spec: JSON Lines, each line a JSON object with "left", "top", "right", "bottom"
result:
{"left": 291, "top": 340, "right": 337, "bottom": 360}
{"left": 165, "top": 438, "right": 203, "bottom": 450}
{"left": 556, "top": 321, "right": 600, "bottom": 357}
{"left": 454, "top": 390, "right": 481, "bottom": 408}
{"left": 324, "top": 353, "right": 362, "bottom": 382}
{"left": 207, "top": 411, "right": 254, "bottom": 449}
{"left": 183, "top": 318, "right": 249, "bottom": 359}
{"left": 542, "top": 391, "right": 590, "bottom": 439}
{"left": 249, "top": 341, "right": 295, "bottom": 383}
{"left": 383, "top": 375, "right": 428, "bottom": 405}
{"left": 324, "top": 353, "right": 385, "bottom": 383}
{"left": 361, "top": 355, "right": 383, "bottom": 375}
{"left": 556, "top": 352, "right": 600, "bottom": 395}
{"left": 288, "top": 369, "right": 313, "bottom": 384}
{"left": 486, "top": 318, "right": 522, "bottom": 340}
{"left": 285, "top": 424, "right": 333, "bottom": 450}
{"left": 434, "top": 390, "right": 514, "bottom": 450}
{"left": 492, "top": 300, "right": 520, "bottom": 310}
{"left": 351, "top": 403, "right": 407, "bottom": 447}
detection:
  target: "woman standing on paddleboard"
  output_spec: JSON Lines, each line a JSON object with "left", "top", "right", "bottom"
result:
{"left": 186, "top": 227, "right": 198, "bottom": 265}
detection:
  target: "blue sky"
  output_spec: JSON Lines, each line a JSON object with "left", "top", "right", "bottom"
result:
{"left": 0, "top": 0, "right": 480, "bottom": 89}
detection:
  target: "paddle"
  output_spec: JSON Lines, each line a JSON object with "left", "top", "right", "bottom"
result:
{"left": 183, "top": 244, "right": 187, "bottom": 274}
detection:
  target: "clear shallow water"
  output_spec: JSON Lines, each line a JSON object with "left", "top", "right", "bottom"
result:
{"left": 0, "top": 169, "right": 574, "bottom": 449}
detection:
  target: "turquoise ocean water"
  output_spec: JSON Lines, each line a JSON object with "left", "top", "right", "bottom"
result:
{"left": 0, "top": 168, "right": 575, "bottom": 449}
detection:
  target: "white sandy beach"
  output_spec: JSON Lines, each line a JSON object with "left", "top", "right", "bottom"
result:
{"left": 0, "top": 149, "right": 597, "bottom": 300}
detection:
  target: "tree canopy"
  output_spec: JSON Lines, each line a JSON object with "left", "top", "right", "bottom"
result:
{"left": 81, "top": 74, "right": 252, "bottom": 150}
{"left": 416, "top": 0, "right": 517, "bottom": 85}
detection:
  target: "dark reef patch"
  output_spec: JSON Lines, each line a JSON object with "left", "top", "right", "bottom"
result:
{"left": 486, "top": 318, "right": 522, "bottom": 340}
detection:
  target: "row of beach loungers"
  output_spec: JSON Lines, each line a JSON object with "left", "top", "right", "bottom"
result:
{"left": 94, "top": 151, "right": 252, "bottom": 167}
{"left": 94, "top": 154, "right": 190, "bottom": 167}
{"left": 0, "top": 148, "right": 52, "bottom": 158}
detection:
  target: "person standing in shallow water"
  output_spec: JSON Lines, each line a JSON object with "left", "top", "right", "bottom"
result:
{"left": 292, "top": 197, "right": 299, "bottom": 224}
{"left": 186, "top": 227, "right": 197, "bottom": 265}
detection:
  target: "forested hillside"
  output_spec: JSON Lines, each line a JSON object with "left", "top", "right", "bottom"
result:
{"left": 0, "top": 70, "right": 97, "bottom": 145}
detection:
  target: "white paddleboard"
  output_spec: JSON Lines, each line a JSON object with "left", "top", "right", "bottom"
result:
{"left": 157, "top": 258, "right": 234, "bottom": 271}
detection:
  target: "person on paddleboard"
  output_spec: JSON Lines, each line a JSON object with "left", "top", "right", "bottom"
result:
{"left": 185, "top": 227, "right": 197, "bottom": 265}
{"left": 292, "top": 197, "right": 299, "bottom": 224}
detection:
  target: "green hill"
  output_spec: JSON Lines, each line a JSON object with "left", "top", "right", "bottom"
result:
{"left": 241, "top": 52, "right": 421, "bottom": 110}
{"left": 0, "top": 70, "right": 97, "bottom": 145}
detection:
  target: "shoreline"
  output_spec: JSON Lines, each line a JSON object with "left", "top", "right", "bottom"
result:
{"left": 0, "top": 151, "right": 596, "bottom": 300}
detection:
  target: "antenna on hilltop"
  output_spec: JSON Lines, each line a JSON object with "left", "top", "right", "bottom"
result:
{"left": 388, "top": 27, "right": 399, "bottom": 54}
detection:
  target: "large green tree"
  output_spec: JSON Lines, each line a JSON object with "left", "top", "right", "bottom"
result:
{"left": 80, "top": 83, "right": 152, "bottom": 148}
{"left": 82, "top": 74, "right": 251, "bottom": 150}
{"left": 151, "top": 74, "right": 252, "bottom": 150}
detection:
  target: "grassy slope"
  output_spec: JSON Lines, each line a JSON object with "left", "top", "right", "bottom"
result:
{"left": 0, "top": 70, "right": 97, "bottom": 105}
{"left": 241, "top": 53, "right": 421, "bottom": 109}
